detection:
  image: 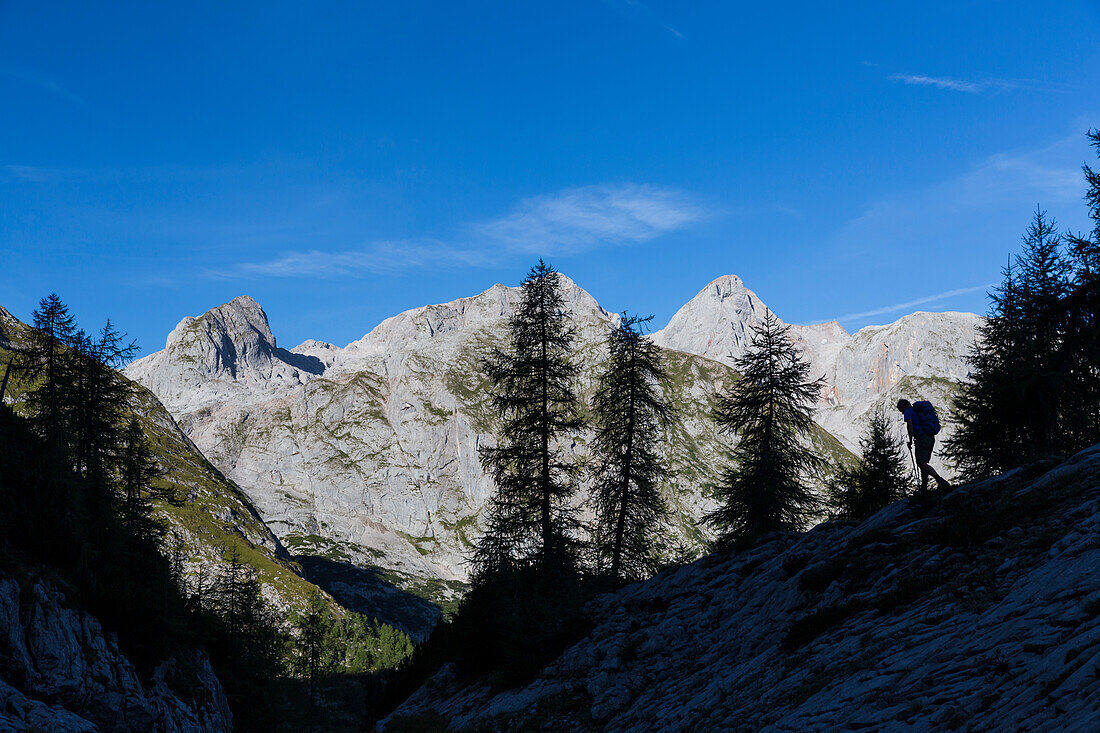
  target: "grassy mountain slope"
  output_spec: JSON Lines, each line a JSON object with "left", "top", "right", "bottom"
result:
{"left": 1, "top": 307, "right": 332, "bottom": 614}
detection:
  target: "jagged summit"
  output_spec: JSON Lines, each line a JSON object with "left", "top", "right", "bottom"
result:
{"left": 163, "top": 294, "right": 277, "bottom": 377}
{"left": 652, "top": 274, "right": 774, "bottom": 363}
{"left": 127, "top": 295, "right": 325, "bottom": 414}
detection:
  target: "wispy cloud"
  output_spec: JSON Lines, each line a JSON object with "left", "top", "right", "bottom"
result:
{"left": 475, "top": 184, "right": 702, "bottom": 255}
{"left": 0, "top": 165, "right": 50, "bottom": 183}
{"left": 831, "top": 284, "right": 994, "bottom": 323}
{"left": 885, "top": 70, "right": 1078, "bottom": 96}
{"left": 0, "top": 67, "right": 85, "bottom": 105}
{"left": 611, "top": 0, "right": 684, "bottom": 39}
{"left": 220, "top": 241, "right": 488, "bottom": 279}
{"left": 214, "top": 184, "right": 704, "bottom": 279}
{"left": 889, "top": 73, "right": 982, "bottom": 94}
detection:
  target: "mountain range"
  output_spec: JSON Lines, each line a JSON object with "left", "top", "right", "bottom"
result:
{"left": 120, "top": 273, "right": 981, "bottom": 624}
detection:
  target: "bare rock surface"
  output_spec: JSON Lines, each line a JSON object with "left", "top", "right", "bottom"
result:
{"left": 382, "top": 444, "right": 1100, "bottom": 732}
{"left": 123, "top": 272, "right": 977, "bottom": 606}
{"left": 0, "top": 573, "right": 232, "bottom": 732}
{"left": 654, "top": 275, "right": 982, "bottom": 459}
{"left": 125, "top": 277, "right": 775, "bottom": 598}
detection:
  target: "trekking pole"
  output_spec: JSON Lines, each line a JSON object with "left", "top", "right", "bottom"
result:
{"left": 907, "top": 441, "right": 919, "bottom": 482}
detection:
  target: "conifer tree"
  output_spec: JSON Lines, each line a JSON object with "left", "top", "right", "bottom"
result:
{"left": 1063, "top": 129, "right": 1100, "bottom": 450}
{"left": 829, "top": 411, "right": 911, "bottom": 520}
{"left": 475, "top": 260, "right": 584, "bottom": 577}
{"left": 292, "top": 590, "right": 335, "bottom": 721}
{"left": 119, "top": 416, "right": 178, "bottom": 542}
{"left": 947, "top": 209, "right": 1072, "bottom": 478}
{"left": 590, "top": 314, "right": 674, "bottom": 582}
{"left": 703, "top": 311, "right": 823, "bottom": 544}
{"left": 16, "top": 293, "right": 77, "bottom": 452}
{"left": 70, "top": 321, "right": 136, "bottom": 495}
{"left": 213, "top": 547, "right": 285, "bottom": 728}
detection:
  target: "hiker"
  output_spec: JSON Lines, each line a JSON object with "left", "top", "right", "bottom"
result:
{"left": 896, "top": 398, "right": 950, "bottom": 494}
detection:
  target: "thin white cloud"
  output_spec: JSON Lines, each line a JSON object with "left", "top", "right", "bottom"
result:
{"left": 1, "top": 67, "right": 85, "bottom": 105}
{"left": 475, "top": 184, "right": 702, "bottom": 255}
{"left": 0, "top": 165, "right": 50, "bottom": 183}
{"left": 889, "top": 73, "right": 982, "bottom": 94}
{"left": 832, "top": 284, "right": 994, "bottom": 323}
{"left": 612, "top": 0, "right": 684, "bottom": 39}
{"left": 215, "top": 184, "right": 704, "bottom": 279}
{"left": 217, "top": 240, "right": 489, "bottom": 279}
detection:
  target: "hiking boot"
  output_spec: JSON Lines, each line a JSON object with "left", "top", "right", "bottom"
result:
{"left": 936, "top": 477, "right": 951, "bottom": 492}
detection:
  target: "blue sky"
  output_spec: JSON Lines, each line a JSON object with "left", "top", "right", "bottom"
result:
{"left": 2, "top": 1, "right": 1098, "bottom": 357}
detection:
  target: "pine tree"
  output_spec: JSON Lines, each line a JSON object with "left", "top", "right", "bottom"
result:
{"left": 16, "top": 293, "right": 77, "bottom": 453}
{"left": 1063, "top": 129, "right": 1100, "bottom": 451}
{"left": 292, "top": 590, "right": 334, "bottom": 721}
{"left": 590, "top": 314, "right": 674, "bottom": 582}
{"left": 947, "top": 208, "right": 1072, "bottom": 479}
{"left": 475, "top": 260, "right": 584, "bottom": 577}
{"left": 829, "top": 411, "right": 911, "bottom": 520}
{"left": 703, "top": 311, "right": 823, "bottom": 544}
{"left": 119, "top": 416, "right": 178, "bottom": 542}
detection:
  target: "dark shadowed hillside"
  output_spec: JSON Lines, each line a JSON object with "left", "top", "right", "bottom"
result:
{"left": 384, "top": 444, "right": 1100, "bottom": 731}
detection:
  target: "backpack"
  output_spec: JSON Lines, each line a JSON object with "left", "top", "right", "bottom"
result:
{"left": 911, "top": 400, "right": 941, "bottom": 436}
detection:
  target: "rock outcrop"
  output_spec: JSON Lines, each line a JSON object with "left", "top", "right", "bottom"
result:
{"left": 125, "top": 278, "right": 770, "bottom": 602}
{"left": 122, "top": 273, "right": 977, "bottom": 612}
{"left": 383, "top": 443, "right": 1100, "bottom": 732}
{"left": 0, "top": 573, "right": 232, "bottom": 732}
{"left": 653, "top": 275, "right": 982, "bottom": 457}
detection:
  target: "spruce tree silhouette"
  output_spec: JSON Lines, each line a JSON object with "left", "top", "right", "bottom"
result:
{"left": 475, "top": 260, "right": 584, "bottom": 579}
{"left": 590, "top": 313, "right": 675, "bottom": 582}
{"left": 829, "top": 411, "right": 911, "bottom": 520}
{"left": 947, "top": 209, "right": 1073, "bottom": 479}
{"left": 704, "top": 311, "right": 823, "bottom": 545}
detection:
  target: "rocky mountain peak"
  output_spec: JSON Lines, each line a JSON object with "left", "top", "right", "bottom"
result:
{"left": 162, "top": 295, "right": 277, "bottom": 380}
{"left": 126, "top": 296, "right": 324, "bottom": 414}
{"left": 652, "top": 273, "right": 774, "bottom": 363}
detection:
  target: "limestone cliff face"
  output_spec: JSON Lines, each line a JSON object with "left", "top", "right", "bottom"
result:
{"left": 0, "top": 573, "right": 232, "bottom": 732}
{"left": 127, "top": 277, "right": 828, "bottom": 593}
{"left": 653, "top": 276, "right": 982, "bottom": 460}
{"left": 814, "top": 311, "right": 982, "bottom": 452}
{"left": 125, "top": 273, "right": 980, "bottom": 598}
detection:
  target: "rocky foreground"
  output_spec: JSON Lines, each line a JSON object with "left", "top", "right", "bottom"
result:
{"left": 0, "top": 573, "right": 232, "bottom": 732}
{"left": 384, "top": 444, "right": 1100, "bottom": 731}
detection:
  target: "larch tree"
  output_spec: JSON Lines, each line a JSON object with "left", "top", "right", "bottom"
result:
{"left": 829, "top": 410, "right": 911, "bottom": 521}
{"left": 475, "top": 260, "right": 584, "bottom": 579}
{"left": 703, "top": 310, "right": 824, "bottom": 545}
{"left": 590, "top": 314, "right": 675, "bottom": 582}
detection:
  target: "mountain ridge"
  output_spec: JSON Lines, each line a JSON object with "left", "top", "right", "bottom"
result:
{"left": 120, "top": 272, "right": 975, "bottom": 607}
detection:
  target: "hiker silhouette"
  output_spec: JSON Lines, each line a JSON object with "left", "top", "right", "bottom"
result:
{"left": 897, "top": 398, "right": 950, "bottom": 495}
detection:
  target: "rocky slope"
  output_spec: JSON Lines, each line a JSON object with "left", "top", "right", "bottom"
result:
{"left": 124, "top": 280, "right": 854, "bottom": 602}
{"left": 654, "top": 274, "right": 982, "bottom": 457}
{"left": 383, "top": 443, "right": 1100, "bottom": 732}
{"left": 0, "top": 572, "right": 232, "bottom": 732}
